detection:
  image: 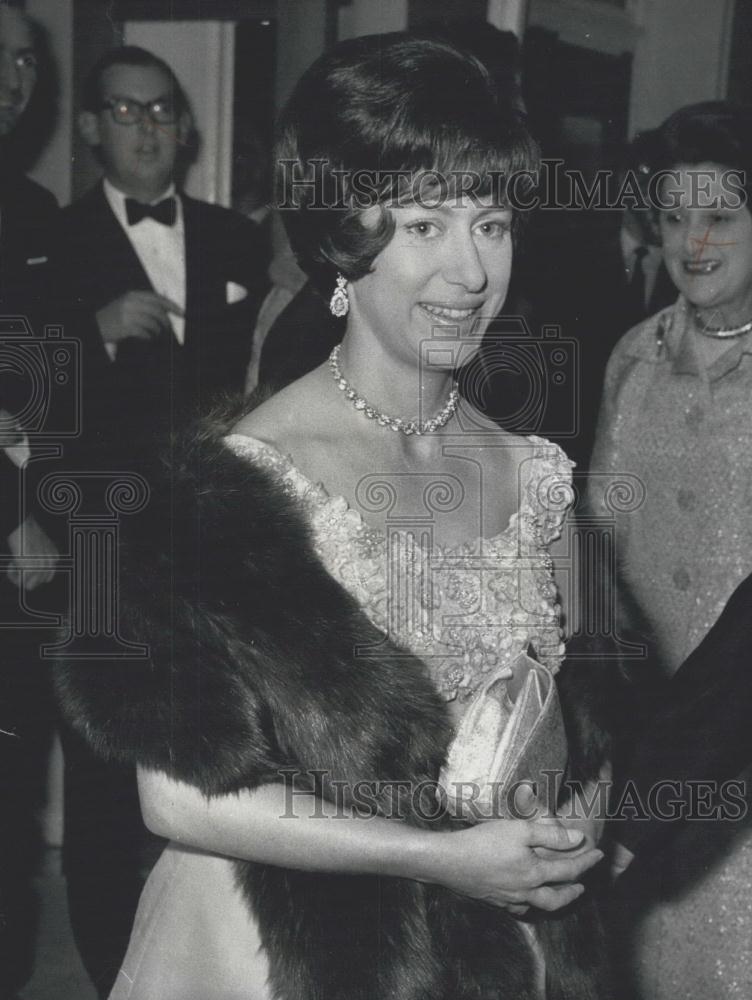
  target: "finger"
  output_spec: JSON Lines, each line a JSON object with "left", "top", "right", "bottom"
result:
{"left": 128, "top": 314, "right": 165, "bottom": 340}
{"left": 0, "top": 427, "right": 23, "bottom": 446}
{"left": 514, "top": 783, "right": 541, "bottom": 817}
{"left": 527, "top": 883, "right": 585, "bottom": 912}
{"left": 611, "top": 841, "right": 635, "bottom": 874}
{"left": 528, "top": 821, "right": 585, "bottom": 852}
{"left": 533, "top": 841, "right": 592, "bottom": 861}
{"left": 133, "top": 301, "right": 175, "bottom": 327}
{"left": 127, "top": 325, "right": 159, "bottom": 342}
{"left": 137, "top": 292, "right": 185, "bottom": 317}
{"left": 21, "top": 570, "right": 40, "bottom": 592}
{"left": 506, "top": 903, "right": 530, "bottom": 917}
{"left": 27, "top": 570, "right": 54, "bottom": 590}
{"left": 535, "top": 849, "right": 604, "bottom": 885}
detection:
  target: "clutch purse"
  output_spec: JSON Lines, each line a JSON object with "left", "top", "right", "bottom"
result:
{"left": 438, "top": 651, "right": 568, "bottom": 819}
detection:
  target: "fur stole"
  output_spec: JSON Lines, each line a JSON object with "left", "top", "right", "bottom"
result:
{"left": 55, "top": 420, "right": 612, "bottom": 1000}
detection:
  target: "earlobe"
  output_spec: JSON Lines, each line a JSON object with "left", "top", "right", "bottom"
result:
{"left": 78, "top": 110, "right": 100, "bottom": 147}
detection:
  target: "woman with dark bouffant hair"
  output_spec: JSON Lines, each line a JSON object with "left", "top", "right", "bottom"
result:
{"left": 590, "top": 101, "right": 752, "bottom": 999}
{"left": 58, "top": 33, "right": 610, "bottom": 1000}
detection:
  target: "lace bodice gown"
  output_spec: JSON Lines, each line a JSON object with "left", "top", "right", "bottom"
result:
{"left": 109, "top": 433, "right": 573, "bottom": 1000}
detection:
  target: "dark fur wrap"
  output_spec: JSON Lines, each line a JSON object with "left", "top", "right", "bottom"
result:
{"left": 55, "top": 422, "right": 612, "bottom": 1000}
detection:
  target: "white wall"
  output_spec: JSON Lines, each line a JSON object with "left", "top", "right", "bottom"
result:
{"left": 629, "top": 0, "right": 734, "bottom": 135}
{"left": 528, "top": 0, "right": 640, "bottom": 56}
{"left": 528, "top": 0, "right": 734, "bottom": 139}
{"left": 337, "top": 0, "right": 408, "bottom": 40}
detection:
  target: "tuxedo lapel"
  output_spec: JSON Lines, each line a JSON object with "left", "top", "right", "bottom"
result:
{"left": 62, "top": 185, "right": 260, "bottom": 426}
{"left": 180, "top": 194, "right": 200, "bottom": 350}
{"left": 81, "top": 184, "right": 154, "bottom": 301}
{"left": 0, "top": 174, "right": 57, "bottom": 312}
{"left": 71, "top": 185, "right": 185, "bottom": 427}
{"left": 178, "top": 194, "right": 245, "bottom": 395}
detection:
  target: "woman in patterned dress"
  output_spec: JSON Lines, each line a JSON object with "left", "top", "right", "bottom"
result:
{"left": 590, "top": 101, "right": 752, "bottom": 1000}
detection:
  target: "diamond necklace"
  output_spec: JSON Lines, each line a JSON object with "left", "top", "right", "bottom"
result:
{"left": 328, "top": 345, "right": 459, "bottom": 435}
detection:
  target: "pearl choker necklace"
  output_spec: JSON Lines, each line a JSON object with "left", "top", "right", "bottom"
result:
{"left": 694, "top": 311, "right": 752, "bottom": 339}
{"left": 328, "top": 345, "right": 459, "bottom": 435}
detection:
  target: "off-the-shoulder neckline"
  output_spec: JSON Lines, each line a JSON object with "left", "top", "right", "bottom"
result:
{"left": 224, "top": 432, "right": 570, "bottom": 549}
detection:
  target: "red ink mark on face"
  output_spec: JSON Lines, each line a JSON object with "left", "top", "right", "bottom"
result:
{"left": 689, "top": 222, "right": 737, "bottom": 263}
{"left": 131, "top": 117, "right": 188, "bottom": 145}
{"left": 151, "top": 120, "right": 189, "bottom": 146}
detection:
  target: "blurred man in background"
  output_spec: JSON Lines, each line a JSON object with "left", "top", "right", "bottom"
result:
{"left": 53, "top": 45, "right": 267, "bottom": 997}
{"left": 0, "top": 6, "right": 61, "bottom": 998}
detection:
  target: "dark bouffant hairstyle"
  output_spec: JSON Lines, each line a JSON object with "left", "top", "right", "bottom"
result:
{"left": 650, "top": 101, "right": 752, "bottom": 207}
{"left": 81, "top": 45, "right": 189, "bottom": 116}
{"left": 275, "top": 32, "right": 538, "bottom": 293}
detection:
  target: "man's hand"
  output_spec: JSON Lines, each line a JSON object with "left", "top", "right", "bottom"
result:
{"left": 96, "top": 291, "right": 183, "bottom": 344}
{"left": 0, "top": 408, "right": 24, "bottom": 448}
{"left": 6, "top": 514, "right": 59, "bottom": 590}
{"left": 610, "top": 841, "right": 636, "bottom": 880}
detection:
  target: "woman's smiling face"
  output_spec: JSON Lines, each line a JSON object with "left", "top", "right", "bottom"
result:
{"left": 660, "top": 162, "right": 752, "bottom": 322}
{"left": 347, "top": 195, "right": 513, "bottom": 368}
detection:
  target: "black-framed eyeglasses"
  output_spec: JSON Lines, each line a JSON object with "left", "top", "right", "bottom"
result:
{"left": 98, "top": 96, "right": 177, "bottom": 126}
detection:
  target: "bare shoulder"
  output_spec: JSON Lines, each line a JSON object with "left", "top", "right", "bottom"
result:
{"left": 230, "top": 392, "right": 290, "bottom": 447}
{"left": 231, "top": 369, "right": 325, "bottom": 451}
{"left": 460, "top": 414, "right": 538, "bottom": 476}
{"left": 457, "top": 403, "right": 535, "bottom": 455}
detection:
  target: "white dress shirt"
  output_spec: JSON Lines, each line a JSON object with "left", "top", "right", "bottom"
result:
{"left": 103, "top": 179, "right": 186, "bottom": 353}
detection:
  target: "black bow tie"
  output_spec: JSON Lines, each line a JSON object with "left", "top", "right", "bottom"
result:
{"left": 125, "top": 196, "right": 177, "bottom": 227}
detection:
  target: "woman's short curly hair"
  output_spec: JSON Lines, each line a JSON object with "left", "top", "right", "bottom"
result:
{"left": 649, "top": 101, "right": 752, "bottom": 207}
{"left": 275, "top": 32, "right": 538, "bottom": 293}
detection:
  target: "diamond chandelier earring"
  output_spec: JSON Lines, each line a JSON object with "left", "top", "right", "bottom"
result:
{"left": 329, "top": 273, "right": 349, "bottom": 318}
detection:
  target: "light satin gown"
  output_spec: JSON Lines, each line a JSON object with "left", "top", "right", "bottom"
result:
{"left": 109, "top": 433, "right": 573, "bottom": 1000}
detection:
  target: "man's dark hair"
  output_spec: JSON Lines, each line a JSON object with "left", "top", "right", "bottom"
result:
{"left": 82, "top": 45, "right": 189, "bottom": 116}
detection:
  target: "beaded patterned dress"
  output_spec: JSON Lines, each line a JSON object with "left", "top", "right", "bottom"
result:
{"left": 109, "top": 433, "right": 573, "bottom": 1000}
{"left": 590, "top": 300, "right": 752, "bottom": 1000}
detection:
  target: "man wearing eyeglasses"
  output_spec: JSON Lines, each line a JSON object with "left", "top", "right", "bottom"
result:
{"left": 54, "top": 45, "right": 267, "bottom": 999}
{"left": 56, "top": 45, "right": 266, "bottom": 466}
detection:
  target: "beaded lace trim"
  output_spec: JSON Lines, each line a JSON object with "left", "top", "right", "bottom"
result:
{"left": 225, "top": 434, "right": 573, "bottom": 702}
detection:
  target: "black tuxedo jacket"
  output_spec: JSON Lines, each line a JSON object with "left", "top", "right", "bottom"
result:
{"left": 0, "top": 172, "right": 59, "bottom": 543}
{"left": 55, "top": 183, "right": 267, "bottom": 455}
{"left": 0, "top": 170, "right": 57, "bottom": 316}
{"left": 614, "top": 571, "right": 752, "bottom": 855}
